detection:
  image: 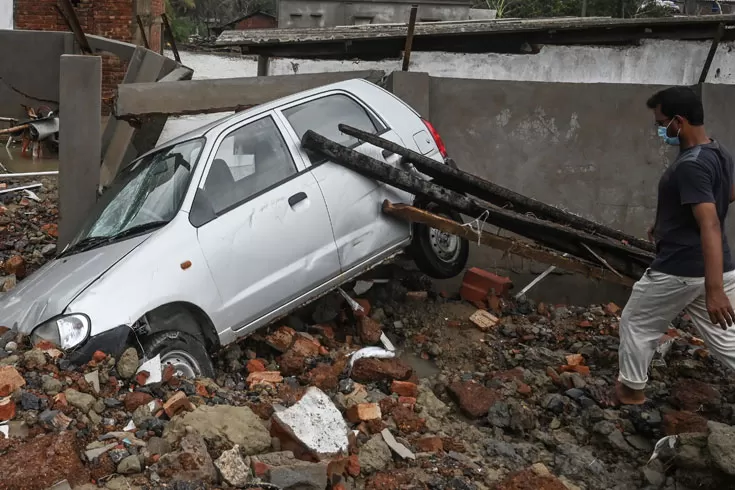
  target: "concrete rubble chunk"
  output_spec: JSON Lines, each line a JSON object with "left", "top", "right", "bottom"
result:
{"left": 358, "top": 434, "right": 393, "bottom": 474}
{"left": 0, "top": 365, "right": 26, "bottom": 394}
{"left": 117, "top": 348, "right": 139, "bottom": 380}
{"left": 381, "top": 428, "right": 415, "bottom": 460}
{"left": 117, "top": 454, "right": 142, "bottom": 474}
{"left": 163, "top": 404, "right": 271, "bottom": 455}
{"left": 707, "top": 420, "right": 735, "bottom": 475}
{"left": 215, "top": 444, "right": 252, "bottom": 487}
{"left": 64, "top": 389, "right": 96, "bottom": 413}
{"left": 267, "top": 461, "right": 329, "bottom": 490}
{"left": 158, "top": 432, "right": 217, "bottom": 483}
{"left": 272, "top": 386, "right": 349, "bottom": 460}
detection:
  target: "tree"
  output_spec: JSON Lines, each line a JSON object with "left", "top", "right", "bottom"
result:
{"left": 478, "top": 0, "right": 675, "bottom": 19}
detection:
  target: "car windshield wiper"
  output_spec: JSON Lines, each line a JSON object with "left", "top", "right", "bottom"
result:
{"left": 58, "top": 236, "right": 114, "bottom": 257}
{"left": 109, "top": 220, "right": 169, "bottom": 241}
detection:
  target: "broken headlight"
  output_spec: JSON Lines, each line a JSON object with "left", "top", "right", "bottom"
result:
{"left": 31, "top": 314, "right": 90, "bottom": 350}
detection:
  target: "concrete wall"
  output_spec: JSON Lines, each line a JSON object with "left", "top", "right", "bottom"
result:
{"left": 0, "top": 30, "right": 69, "bottom": 118}
{"left": 0, "top": 0, "right": 12, "bottom": 29}
{"left": 278, "top": 0, "right": 469, "bottom": 28}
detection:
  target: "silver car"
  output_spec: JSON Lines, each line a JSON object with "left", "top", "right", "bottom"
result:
{"left": 0, "top": 79, "right": 469, "bottom": 377}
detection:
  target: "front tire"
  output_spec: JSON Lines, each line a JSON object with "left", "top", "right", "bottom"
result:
{"left": 142, "top": 331, "right": 215, "bottom": 379}
{"left": 409, "top": 201, "right": 469, "bottom": 279}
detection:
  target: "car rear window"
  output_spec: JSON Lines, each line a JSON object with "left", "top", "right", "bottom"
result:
{"left": 283, "top": 94, "right": 384, "bottom": 163}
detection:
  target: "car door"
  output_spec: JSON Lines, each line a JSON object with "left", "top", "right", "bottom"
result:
{"left": 191, "top": 113, "right": 341, "bottom": 333}
{"left": 277, "top": 92, "right": 413, "bottom": 273}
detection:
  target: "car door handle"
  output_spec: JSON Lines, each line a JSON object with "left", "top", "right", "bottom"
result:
{"left": 288, "top": 192, "right": 307, "bottom": 207}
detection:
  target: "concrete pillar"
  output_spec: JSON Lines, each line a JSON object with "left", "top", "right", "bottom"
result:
{"left": 58, "top": 55, "right": 101, "bottom": 250}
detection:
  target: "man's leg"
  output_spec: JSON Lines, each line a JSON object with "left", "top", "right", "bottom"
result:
{"left": 618, "top": 269, "right": 701, "bottom": 403}
{"left": 685, "top": 270, "right": 735, "bottom": 373}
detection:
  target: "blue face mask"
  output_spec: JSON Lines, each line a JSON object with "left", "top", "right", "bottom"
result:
{"left": 658, "top": 120, "right": 680, "bottom": 146}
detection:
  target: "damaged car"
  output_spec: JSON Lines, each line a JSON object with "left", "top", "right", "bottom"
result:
{"left": 0, "top": 79, "right": 469, "bottom": 377}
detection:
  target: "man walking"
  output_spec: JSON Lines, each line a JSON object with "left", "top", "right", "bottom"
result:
{"left": 617, "top": 86, "right": 735, "bottom": 405}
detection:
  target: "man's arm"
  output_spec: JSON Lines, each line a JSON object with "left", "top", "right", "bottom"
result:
{"left": 692, "top": 202, "right": 735, "bottom": 329}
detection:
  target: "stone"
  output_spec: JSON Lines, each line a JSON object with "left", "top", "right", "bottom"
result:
{"left": 642, "top": 467, "right": 666, "bottom": 487}
{"left": 272, "top": 387, "right": 349, "bottom": 460}
{"left": 346, "top": 403, "right": 382, "bottom": 423}
{"left": 0, "top": 431, "right": 90, "bottom": 489}
{"left": 707, "top": 420, "right": 735, "bottom": 475}
{"left": 85, "top": 442, "right": 118, "bottom": 461}
{"left": 279, "top": 350, "right": 307, "bottom": 376}
{"left": 487, "top": 399, "right": 537, "bottom": 432}
{"left": 494, "top": 468, "right": 567, "bottom": 490}
{"left": 663, "top": 411, "right": 709, "bottom": 436}
{"left": 358, "top": 316, "right": 383, "bottom": 345}
{"left": 542, "top": 394, "right": 569, "bottom": 414}
{"left": 268, "top": 461, "right": 329, "bottom": 490}
{"left": 417, "top": 384, "right": 450, "bottom": 420}
{"left": 247, "top": 359, "right": 266, "bottom": 373}
{"left": 116, "top": 348, "right": 139, "bottom": 380}
{"left": 671, "top": 380, "right": 721, "bottom": 412}
{"left": 447, "top": 381, "right": 500, "bottom": 418}
{"left": 23, "top": 349, "right": 46, "bottom": 369}
{"left": 0, "top": 365, "right": 25, "bottom": 394}
{"left": 132, "top": 404, "right": 154, "bottom": 428}
{"left": 391, "top": 381, "right": 418, "bottom": 398}
{"left": 358, "top": 434, "right": 392, "bottom": 474}
{"left": 147, "top": 436, "right": 171, "bottom": 456}
{"left": 124, "top": 392, "right": 154, "bottom": 412}
{"left": 64, "top": 389, "right": 96, "bottom": 413}
{"left": 117, "top": 455, "right": 142, "bottom": 474}
{"left": 158, "top": 433, "right": 217, "bottom": 483}
{"left": 626, "top": 434, "right": 654, "bottom": 452}
{"left": 20, "top": 391, "right": 43, "bottom": 411}
{"left": 4, "top": 255, "right": 26, "bottom": 278}
{"left": 42, "top": 375, "right": 63, "bottom": 395}
{"left": 164, "top": 405, "right": 271, "bottom": 455}
{"left": 607, "top": 430, "right": 634, "bottom": 454}
{"left": 215, "top": 445, "right": 251, "bottom": 487}
{"left": 351, "top": 358, "right": 413, "bottom": 383}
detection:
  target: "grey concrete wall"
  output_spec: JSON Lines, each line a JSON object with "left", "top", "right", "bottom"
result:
{"left": 0, "top": 30, "right": 70, "bottom": 118}
{"left": 278, "top": 0, "right": 468, "bottom": 28}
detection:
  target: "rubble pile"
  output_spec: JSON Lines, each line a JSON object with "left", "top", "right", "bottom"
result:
{"left": 0, "top": 177, "right": 59, "bottom": 291}
{"left": 2, "top": 263, "right": 735, "bottom": 490}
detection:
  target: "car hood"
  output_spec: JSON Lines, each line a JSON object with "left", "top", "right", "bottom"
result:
{"left": 0, "top": 235, "right": 150, "bottom": 334}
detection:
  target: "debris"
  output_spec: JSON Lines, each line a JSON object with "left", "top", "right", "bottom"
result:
{"left": 348, "top": 347, "right": 396, "bottom": 375}
{"left": 353, "top": 280, "right": 374, "bottom": 296}
{"left": 379, "top": 333, "right": 396, "bottom": 352}
{"left": 460, "top": 267, "right": 513, "bottom": 302}
{"left": 247, "top": 371, "right": 284, "bottom": 387}
{"left": 215, "top": 445, "right": 252, "bottom": 487}
{"left": 346, "top": 403, "right": 382, "bottom": 423}
{"left": 359, "top": 434, "right": 393, "bottom": 474}
{"left": 469, "top": 309, "right": 499, "bottom": 331}
{"left": 84, "top": 370, "right": 100, "bottom": 393}
{"left": 116, "top": 348, "right": 139, "bottom": 380}
{"left": 0, "top": 365, "right": 26, "bottom": 394}
{"left": 648, "top": 435, "right": 678, "bottom": 464}
{"left": 136, "top": 355, "right": 162, "bottom": 385}
{"left": 381, "top": 428, "right": 415, "bottom": 460}
{"left": 339, "top": 287, "right": 365, "bottom": 314}
{"left": 448, "top": 381, "right": 500, "bottom": 418}
{"left": 271, "top": 387, "right": 349, "bottom": 460}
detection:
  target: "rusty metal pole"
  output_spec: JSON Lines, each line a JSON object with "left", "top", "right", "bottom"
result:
{"left": 56, "top": 0, "right": 93, "bottom": 54}
{"left": 136, "top": 15, "right": 151, "bottom": 49}
{"left": 161, "top": 13, "right": 182, "bottom": 63}
{"left": 699, "top": 23, "right": 725, "bottom": 84}
{"left": 402, "top": 5, "right": 418, "bottom": 72}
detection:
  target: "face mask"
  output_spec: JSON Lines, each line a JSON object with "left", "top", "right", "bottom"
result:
{"left": 658, "top": 119, "right": 680, "bottom": 146}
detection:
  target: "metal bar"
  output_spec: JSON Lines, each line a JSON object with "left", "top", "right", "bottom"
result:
{"left": 581, "top": 242, "right": 624, "bottom": 279}
{"left": 0, "top": 124, "right": 30, "bottom": 136}
{"left": 402, "top": 5, "right": 418, "bottom": 71}
{"left": 383, "top": 201, "right": 634, "bottom": 287}
{"left": 699, "top": 22, "right": 725, "bottom": 84}
{"left": 338, "top": 123, "right": 655, "bottom": 253}
{"left": 137, "top": 15, "right": 151, "bottom": 49}
{"left": 0, "top": 171, "right": 59, "bottom": 178}
{"left": 161, "top": 13, "right": 182, "bottom": 63}
{"left": 0, "top": 183, "right": 42, "bottom": 195}
{"left": 56, "top": 0, "right": 93, "bottom": 54}
{"left": 302, "top": 130, "right": 653, "bottom": 280}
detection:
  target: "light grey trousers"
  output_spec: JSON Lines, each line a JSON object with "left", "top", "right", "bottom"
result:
{"left": 618, "top": 268, "right": 735, "bottom": 390}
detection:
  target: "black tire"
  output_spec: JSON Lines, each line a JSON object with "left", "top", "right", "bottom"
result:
{"left": 142, "top": 330, "right": 215, "bottom": 379}
{"left": 409, "top": 201, "right": 469, "bottom": 279}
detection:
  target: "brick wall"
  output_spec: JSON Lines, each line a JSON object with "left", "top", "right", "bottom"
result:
{"left": 234, "top": 13, "right": 277, "bottom": 30}
{"left": 14, "top": 0, "right": 164, "bottom": 111}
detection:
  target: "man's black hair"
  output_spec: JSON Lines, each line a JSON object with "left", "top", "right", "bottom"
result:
{"left": 646, "top": 86, "right": 705, "bottom": 125}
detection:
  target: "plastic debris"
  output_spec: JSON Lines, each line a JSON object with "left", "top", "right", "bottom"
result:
{"left": 647, "top": 435, "right": 678, "bottom": 464}
{"left": 380, "top": 333, "right": 396, "bottom": 352}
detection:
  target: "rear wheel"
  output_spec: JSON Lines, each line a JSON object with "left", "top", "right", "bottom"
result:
{"left": 142, "top": 330, "right": 215, "bottom": 379}
{"left": 409, "top": 201, "right": 469, "bottom": 279}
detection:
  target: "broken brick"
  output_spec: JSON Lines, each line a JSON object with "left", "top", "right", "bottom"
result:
{"left": 517, "top": 383, "right": 532, "bottom": 397}
{"left": 247, "top": 359, "right": 266, "bottom": 373}
{"left": 279, "top": 350, "right": 307, "bottom": 377}
{"left": 351, "top": 358, "right": 413, "bottom": 383}
{"left": 448, "top": 381, "right": 501, "bottom": 419}
{"left": 391, "top": 381, "right": 418, "bottom": 398}
{"left": 124, "top": 391, "right": 153, "bottom": 412}
{"left": 358, "top": 316, "right": 383, "bottom": 345}
{"left": 4, "top": 255, "right": 26, "bottom": 279}
{"left": 565, "top": 354, "right": 584, "bottom": 366}
{"left": 578, "top": 320, "right": 593, "bottom": 328}
{"left": 662, "top": 410, "right": 709, "bottom": 435}
{"left": 606, "top": 302, "right": 621, "bottom": 316}
{"left": 559, "top": 365, "right": 591, "bottom": 376}
{"left": 289, "top": 334, "right": 321, "bottom": 358}
{"left": 0, "top": 366, "right": 26, "bottom": 396}
{"left": 162, "top": 365, "right": 176, "bottom": 383}
{"left": 0, "top": 397, "right": 16, "bottom": 421}
{"left": 303, "top": 364, "right": 338, "bottom": 392}
{"left": 397, "top": 397, "right": 416, "bottom": 408}
{"left": 391, "top": 405, "right": 425, "bottom": 434}
{"left": 494, "top": 468, "right": 567, "bottom": 490}
{"left": 469, "top": 309, "right": 499, "bottom": 331}
{"left": 247, "top": 371, "right": 284, "bottom": 387}
{"left": 346, "top": 455, "right": 360, "bottom": 477}
{"left": 415, "top": 436, "right": 443, "bottom": 452}
{"left": 354, "top": 299, "right": 371, "bottom": 318}
{"left": 671, "top": 379, "right": 721, "bottom": 412}
{"left": 460, "top": 267, "right": 513, "bottom": 303}
{"left": 163, "top": 391, "right": 193, "bottom": 418}
{"left": 92, "top": 351, "right": 107, "bottom": 362}
{"left": 135, "top": 371, "right": 150, "bottom": 386}
{"left": 266, "top": 326, "right": 297, "bottom": 353}
{"left": 346, "top": 403, "right": 382, "bottom": 423}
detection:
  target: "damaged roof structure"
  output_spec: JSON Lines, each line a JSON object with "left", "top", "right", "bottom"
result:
{"left": 215, "top": 14, "right": 735, "bottom": 58}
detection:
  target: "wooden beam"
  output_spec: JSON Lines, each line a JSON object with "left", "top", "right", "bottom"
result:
{"left": 699, "top": 22, "right": 725, "bottom": 84}
{"left": 161, "top": 13, "right": 181, "bottom": 63}
{"left": 56, "top": 0, "right": 93, "bottom": 54}
{"left": 383, "top": 201, "right": 634, "bottom": 288}
{"left": 402, "top": 5, "right": 418, "bottom": 71}
{"left": 114, "top": 70, "right": 385, "bottom": 119}
{"left": 136, "top": 15, "right": 151, "bottom": 49}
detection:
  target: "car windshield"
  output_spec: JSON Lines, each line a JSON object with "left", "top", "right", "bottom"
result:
{"left": 64, "top": 138, "right": 205, "bottom": 254}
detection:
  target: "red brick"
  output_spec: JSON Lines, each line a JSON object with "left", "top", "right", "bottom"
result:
{"left": 4, "top": 255, "right": 26, "bottom": 279}
{"left": 415, "top": 436, "right": 443, "bottom": 452}
{"left": 124, "top": 391, "right": 153, "bottom": 412}
{"left": 0, "top": 397, "right": 16, "bottom": 421}
{"left": 671, "top": 380, "right": 721, "bottom": 412}
{"left": 391, "top": 381, "right": 418, "bottom": 398}
{"left": 163, "top": 391, "right": 193, "bottom": 418}
{"left": 247, "top": 371, "right": 283, "bottom": 387}
{"left": 92, "top": 351, "right": 107, "bottom": 362}
{"left": 358, "top": 316, "right": 383, "bottom": 345}
{"left": 346, "top": 454, "right": 360, "bottom": 477}
{"left": 662, "top": 411, "right": 709, "bottom": 435}
{"left": 247, "top": 359, "right": 266, "bottom": 373}
{"left": 346, "top": 403, "right": 382, "bottom": 423}
{"left": 266, "top": 326, "right": 296, "bottom": 352}
{"left": 448, "top": 381, "right": 501, "bottom": 419}
{"left": 460, "top": 267, "right": 512, "bottom": 302}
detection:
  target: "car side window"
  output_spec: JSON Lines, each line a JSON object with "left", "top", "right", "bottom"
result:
{"left": 283, "top": 94, "right": 384, "bottom": 163}
{"left": 202, "top": 116, "right": 297, "bottom": 216}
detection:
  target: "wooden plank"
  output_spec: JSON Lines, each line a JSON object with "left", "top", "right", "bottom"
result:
{"left": 402, "top": 5, "right": 418, "bottom": 71}
{"left": 56, "top": 0, "right": 93, "bottom": 54}
{"left": 114, "top": 70, "right": 385, "bottom": 119}
{"left": 383, "top": 201, "right": 635, "bottom": 288}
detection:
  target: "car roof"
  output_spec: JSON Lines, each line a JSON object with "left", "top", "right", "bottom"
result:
{"left": 142, "top": 77, "right": 379, "bottom": 157}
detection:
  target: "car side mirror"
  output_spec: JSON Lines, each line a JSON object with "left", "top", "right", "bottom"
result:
{"left": 189, "top": 189, "right": 217, "bottom": 227}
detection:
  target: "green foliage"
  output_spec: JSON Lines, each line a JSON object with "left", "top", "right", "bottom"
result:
{"left": 481, "top": 0, "right": 675, "bottom": 19}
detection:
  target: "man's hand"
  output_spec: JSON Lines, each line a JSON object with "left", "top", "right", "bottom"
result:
{"left": 706, "top": 287, "right": 735, "bottom": 330}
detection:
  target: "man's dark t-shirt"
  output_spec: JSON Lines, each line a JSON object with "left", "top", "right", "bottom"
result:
{"left": 651, "top": 140, "right": 735, "bottom": 277}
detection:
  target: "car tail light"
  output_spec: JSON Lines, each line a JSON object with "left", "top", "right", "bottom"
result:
{"left": 422, "top": 119, "right": 448, "bottom": 159}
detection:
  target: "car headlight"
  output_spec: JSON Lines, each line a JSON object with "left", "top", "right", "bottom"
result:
{"left": 31, "top": 314, "right": 90, "bottom": 350}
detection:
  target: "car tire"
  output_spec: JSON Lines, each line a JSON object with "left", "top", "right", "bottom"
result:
{"left": 409, "top": 201, "right": 469, "bottom": 279}
{"left": 142, "top": 330, "right": 215, "bottom": 379}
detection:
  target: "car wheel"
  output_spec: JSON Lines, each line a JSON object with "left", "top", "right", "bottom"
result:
{"left": 409, "top": 201, "right": 469, "bottom": 279}
{"left": 142, "top": 331, "right": 215, "bottom": 379}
